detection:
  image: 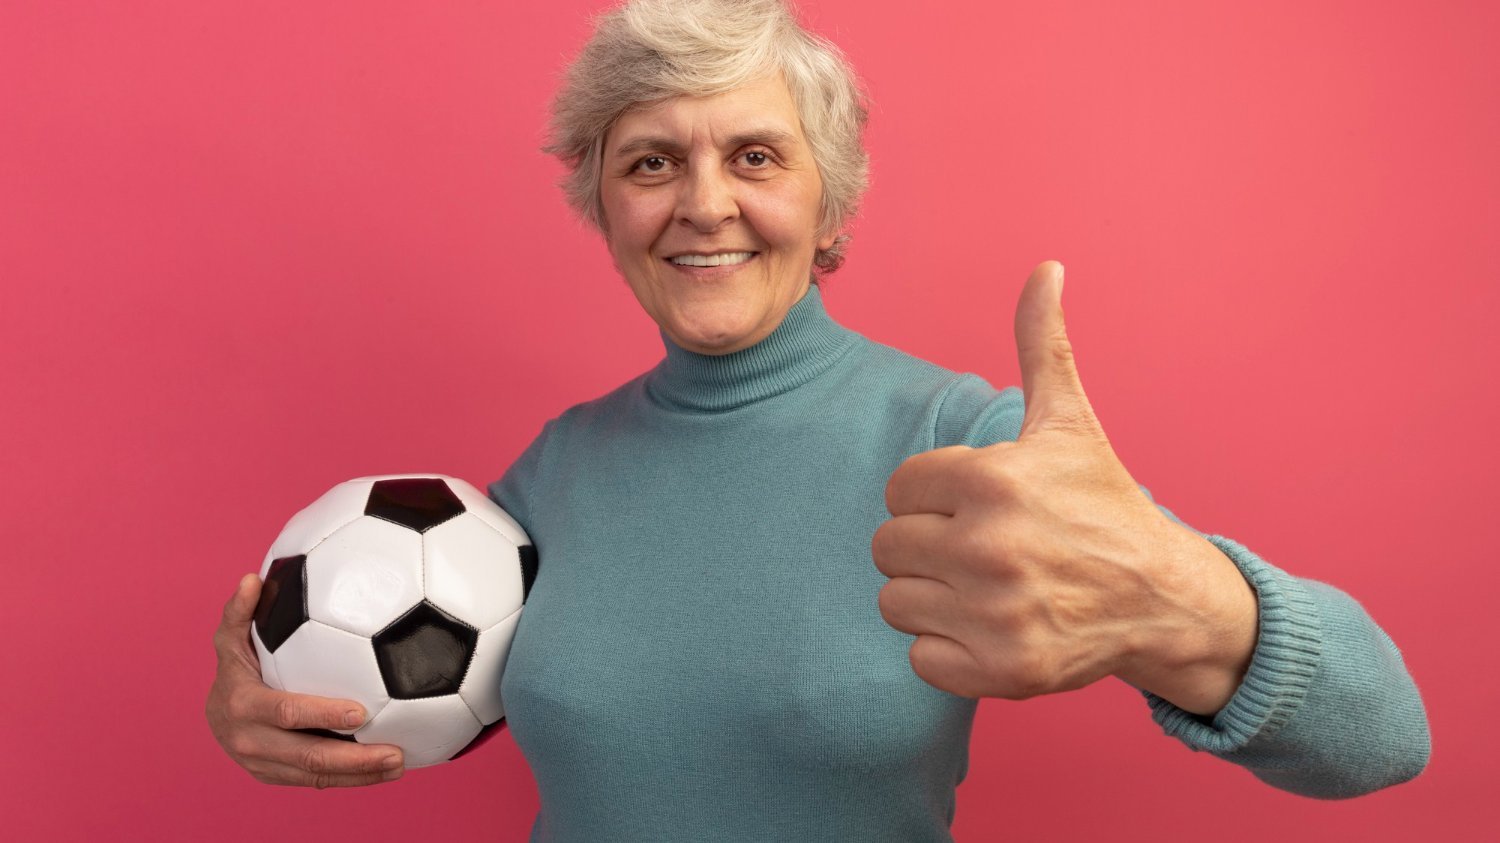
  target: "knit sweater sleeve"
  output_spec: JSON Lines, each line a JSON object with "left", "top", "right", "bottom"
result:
{"left": 933, "top": 375, "right": 1432, "bottom": 798}
{"left": 1135, "top": 498, "right": 1431, "bottom": 797}
{"left": 485, "top": 418, "right": 556, "bottom": 539}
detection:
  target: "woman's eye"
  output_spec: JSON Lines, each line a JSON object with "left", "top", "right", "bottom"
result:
{"left": 742, "top": 151, "right": 770, "bottom": 167}
{"left": 635, "top": 156, "right": 670, "bottom": 173}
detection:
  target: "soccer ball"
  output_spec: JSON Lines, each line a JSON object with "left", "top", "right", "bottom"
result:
{"left": 251, "top": 474, "right": 536, "bottom": 768}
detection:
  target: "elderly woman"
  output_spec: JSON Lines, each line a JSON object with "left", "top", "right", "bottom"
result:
{"left": 207, "top": 0, "right": 1430, "bottom": 838}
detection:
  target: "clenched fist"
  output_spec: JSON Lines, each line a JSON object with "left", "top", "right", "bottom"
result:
{"left": 872, "top": 261, "right": 1258, "bottom": 715}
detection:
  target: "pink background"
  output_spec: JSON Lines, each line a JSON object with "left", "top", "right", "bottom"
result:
{"left": 3, "top": 0, "right": 1495, "bottom": 839}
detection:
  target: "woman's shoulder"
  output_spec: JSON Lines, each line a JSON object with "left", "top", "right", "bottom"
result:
{"left": 530, "top": 372, "right": 653, "bottom": 438}
{"left": 848, "top": 331, "right": 968, "bottom": 383}
{"left": 847, "top": 333, "right": 1025, "bottom": 448}
{"left": 485, "top": 372, "right": 652, "bottom": 522}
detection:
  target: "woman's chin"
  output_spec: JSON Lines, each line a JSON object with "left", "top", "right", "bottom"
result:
{"left": 663, "top": 315, "right": 765, "bottom": 356}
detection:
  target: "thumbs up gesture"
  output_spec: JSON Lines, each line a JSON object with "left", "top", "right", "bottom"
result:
{"left": 872, "top": 261, "right": 1258, "bottom": 712}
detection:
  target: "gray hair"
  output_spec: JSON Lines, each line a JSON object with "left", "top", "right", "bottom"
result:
{"left": 543, "top": 0, "right": 871, "bottom": 277}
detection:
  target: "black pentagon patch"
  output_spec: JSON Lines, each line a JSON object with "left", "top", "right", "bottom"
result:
{"left": 449, "top": 719, "right": 507, "bottom": 762}
{"left": 373, "top": 600, "right": 478, "bottom": 699}
{"left": 519, "top": 544, "right": 538, "bottom": 601}
{"left": 254, "top": 555, "right": 307, "bottom": 654}
{"left": 365, "top": 478, "right": 465, "bottom": 533}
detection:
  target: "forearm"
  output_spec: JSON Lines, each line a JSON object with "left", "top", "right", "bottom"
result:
{"left": 1139, "top": 532, "right": 1431, "bottom": 799}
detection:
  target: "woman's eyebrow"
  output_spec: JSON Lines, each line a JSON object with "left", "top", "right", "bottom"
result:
{"left": 728, "top": 129, "right": 799, "bottom": 151}
{"left": 611, "top": 129, "right": 799, "bottom": 159}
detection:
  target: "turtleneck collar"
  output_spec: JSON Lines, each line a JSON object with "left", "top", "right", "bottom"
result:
{"left": 645, "top": 284, "right": 857, "bottom": 413}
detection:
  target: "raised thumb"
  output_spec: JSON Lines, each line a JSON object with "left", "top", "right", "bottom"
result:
{"left": 1015, "top": 261, "right": 1098, "bottom": 437}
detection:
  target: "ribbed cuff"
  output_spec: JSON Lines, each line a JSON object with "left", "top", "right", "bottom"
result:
{"left": 1141, "top": 534, "right": 1322, "bottom": 754}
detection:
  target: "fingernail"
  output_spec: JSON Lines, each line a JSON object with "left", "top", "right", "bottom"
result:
{"left": 344, "top": 710, "right": 364, "bottom": 728}
{"left": 381, "top": 754, "right": 402, "bottom": 771}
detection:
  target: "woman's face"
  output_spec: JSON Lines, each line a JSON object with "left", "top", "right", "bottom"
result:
{"left": 599, "top": 73, "right": 837, "bottom": 356}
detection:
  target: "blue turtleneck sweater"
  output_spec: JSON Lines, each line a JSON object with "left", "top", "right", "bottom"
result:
{"left": 487, "top": 285, "right": 1429, "bottom": 841}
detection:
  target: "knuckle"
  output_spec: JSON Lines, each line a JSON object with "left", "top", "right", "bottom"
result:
{"left": 972, "top": 454, "right": 1018, "bottom": 495}
{"left": 869, "top": 522, "right": 894, "bottom": 565}
{"left": 214, "top": 632, "right": 249, "bottom": 663}
{"left": 905, "top": 641, "right": 930, "bottom": 681}
{"left": 882, "top": 472, "right": 905, "bottom": 513}
{"left": 907, "top": 635, "right": 933, "bottom": 667}
{"left": 1049, "top": 336, "right": 1077, "bottom": 368}
{"left": 976, "top": 523, "right": 1027, "bottom": 581}
{"left": 875, "top": 581, "right": 898, "bottom": 622}
{"left": 274, "top": 697, "right": 302, "bottom": 730}
{"left": 226, "top": 734, "right": 258, "bottom": 760}
{"left": 301, "top": 744, "right": 330, "bottom": 775}
{"left": 907, "top": 638, "right": 965, "bottom": 695}
{"left": 968, "top": 591, "right": 1004, "bottom": 633}
{"left": 223, "top": 692, "right": 250, "bottom": 724}
{"left": 950, "top": 524, "right": 992, "bottom": 565}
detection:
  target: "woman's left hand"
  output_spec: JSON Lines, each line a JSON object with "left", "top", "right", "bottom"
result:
{"left": 871, "top": 261, "right": 1258, "bottom": 714}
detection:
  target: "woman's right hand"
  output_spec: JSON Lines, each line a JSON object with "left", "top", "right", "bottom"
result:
{"left": 206, "top": 573, "right": 405, "bottom": 788}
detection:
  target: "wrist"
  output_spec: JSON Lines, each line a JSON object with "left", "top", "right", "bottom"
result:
{"left": 1118, "top": 529, "right": 1259, "bottom": 717}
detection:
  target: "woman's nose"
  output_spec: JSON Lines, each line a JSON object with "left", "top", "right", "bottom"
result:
{"left": 676, "top": 165, "right": 738, "bottom": 232}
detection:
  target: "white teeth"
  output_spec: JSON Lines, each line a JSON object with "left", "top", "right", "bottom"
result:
{"left": 669, "top": 251, "right": 755, "bottom": 267}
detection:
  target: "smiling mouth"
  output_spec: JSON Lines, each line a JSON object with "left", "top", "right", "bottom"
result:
{"left": 665, "top": 251, "right": 758, "bottom": 267}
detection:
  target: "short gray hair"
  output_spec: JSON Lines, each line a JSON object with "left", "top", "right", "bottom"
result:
{"left": 543, "top": 0, "right": 871, "bottom": 277}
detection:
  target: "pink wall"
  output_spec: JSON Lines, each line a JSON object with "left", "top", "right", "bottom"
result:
{"left": 3, "top": 0, "right": 1494, "bottom": 839}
